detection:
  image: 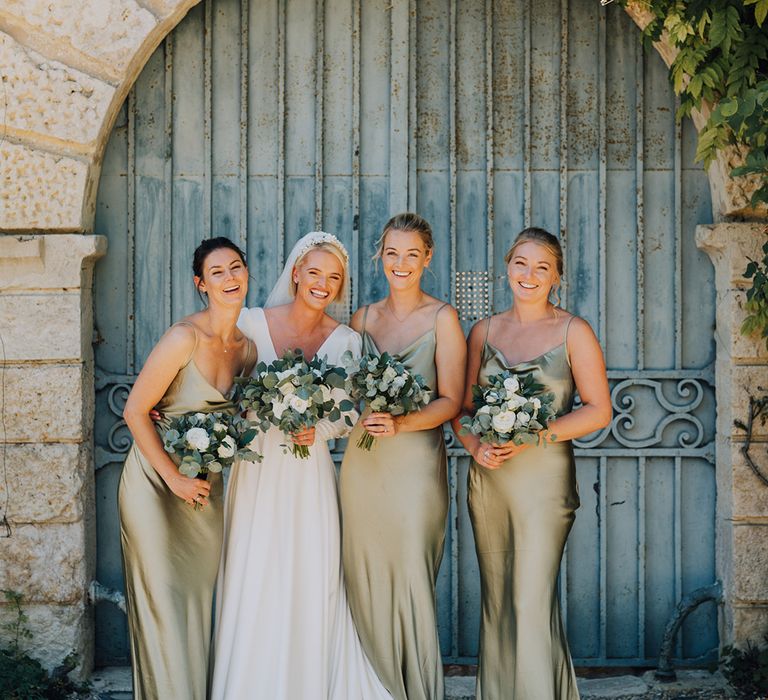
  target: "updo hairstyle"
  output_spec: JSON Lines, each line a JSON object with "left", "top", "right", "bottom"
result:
{"left": 374, "top": 212, "right": 435, "bottom": 260}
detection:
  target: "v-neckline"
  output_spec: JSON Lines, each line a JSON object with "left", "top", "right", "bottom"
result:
{"left": 186, "top": 358, "right": 233, "bottom": 399}
{"left": 363, "top": 328, "right": 434, "bottom": 357}
{"left": 484, "top": 340, "right": 565, "bottom": 369}
{"left": 260, "top": 307, "right": 342, "bottom": 362}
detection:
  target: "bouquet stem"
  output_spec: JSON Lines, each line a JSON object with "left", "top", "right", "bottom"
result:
{"left": 356, "top": 430, "right": 376, "bottom": 451}
{"left": 290, "top": 443, "right": 311, "bottom": 459}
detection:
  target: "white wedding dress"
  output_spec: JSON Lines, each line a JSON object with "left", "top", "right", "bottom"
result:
{"left": 211, "top": 307, "right": 391, "bottom": 700}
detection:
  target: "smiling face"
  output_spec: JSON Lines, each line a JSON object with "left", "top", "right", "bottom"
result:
{"left": 292, "top": 249, "right": 345, "bottom": 310}
{"left": 195, "top": 246, "right": 248, "bottom": 307}
{"left": 506, "top": 240, "right": 559, "bottom": 304}
{"left": 381, "top": 228, "right": 433, "bottom": 291}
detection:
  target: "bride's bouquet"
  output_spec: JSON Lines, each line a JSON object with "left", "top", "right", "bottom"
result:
{"left": 234, "top": 349, "right": 353, "bottom": 458}
{"left": 163, "top": 411, "right": 260, "bottom": 481}
{"left": 343, "top": 351, "right": 431, "bottom": 451}
{"left": 459, "top": 371, "right": 557, "bottom": 447}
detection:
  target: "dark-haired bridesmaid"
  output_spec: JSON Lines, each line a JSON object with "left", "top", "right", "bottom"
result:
{"left": 119, "top": 237, "right": 255, "bottom": 700}
{"left": 452, "top": 228, "right": 611, "bottom": 700}
{"left": 340, "top": 213, "right": 466, "bottom": 700}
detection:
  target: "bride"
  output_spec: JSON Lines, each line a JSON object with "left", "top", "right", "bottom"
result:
{"left": 211, "top": 232, "right": 391, "bottom": 699}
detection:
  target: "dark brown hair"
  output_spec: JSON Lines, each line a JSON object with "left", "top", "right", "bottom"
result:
{"left": 192, "top": 237, "right": 247, "bottom": 303}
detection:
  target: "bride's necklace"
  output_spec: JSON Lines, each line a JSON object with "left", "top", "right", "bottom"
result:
{"left": 385, "top": 295, "right": 424, "bottom": 324}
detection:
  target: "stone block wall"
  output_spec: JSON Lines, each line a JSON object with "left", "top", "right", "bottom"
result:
{"left": 697, "top": 223, "right": 768, "bottom": 646}
{"left": 0, "top": 234, "right": 105, "bottom": 673}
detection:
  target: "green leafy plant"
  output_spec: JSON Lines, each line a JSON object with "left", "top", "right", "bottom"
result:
{"left": 742, "top": 230, "right": 768, "bottom": 348}
{"left": 617, "top": 2, "right": 768, "bottom": 346}
{"left": 0, "top": 590, "right": 90, "bottom": 700}
{"left": 624, "top": 0, "right": 768, "bottom": 208}
{"left": 721, "top": 635, "right": 768, "bottom": 698}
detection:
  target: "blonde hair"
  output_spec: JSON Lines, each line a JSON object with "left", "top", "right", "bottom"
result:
{"left": 292, "top": 241, "right": 349, "bottom": 302}
{"left": 504, "top": 227, "right": 564, "bottom": 277}
{"left": 504, "top": 227, "right": 564, "bottom": 304}
{"left": 373, "top": 212, "right": 434, "bottom": 261}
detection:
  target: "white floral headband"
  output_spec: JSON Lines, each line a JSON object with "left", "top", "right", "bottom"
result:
{"left": 294, "top": 231, "right": 350, "bottom": 265}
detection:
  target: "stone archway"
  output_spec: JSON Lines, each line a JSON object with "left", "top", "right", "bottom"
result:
{"left": 0, "top": 0, "right": 766, "bottom": 676}
{"left": 0, "top": 0, "right": 760, "bottom": 232}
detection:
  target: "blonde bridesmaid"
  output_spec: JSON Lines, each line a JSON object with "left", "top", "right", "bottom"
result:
{"left": 340, "top": 213, "right": 466, "bottom": 700}
{"left": 119, "top": 238, "right": 254, "bottom": 700}
{"left": 452, "top": 227, "right": 611, "bottom": 700}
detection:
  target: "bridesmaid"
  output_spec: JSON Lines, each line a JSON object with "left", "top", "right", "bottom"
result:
{"left": 119, "top": 237, "right": 255, "bottom": 700}
{"left": 340, "top": 212, "right": 466, "bottom": 700}
{"left": 452, "top": 227, "right": 611, "bottom": 699}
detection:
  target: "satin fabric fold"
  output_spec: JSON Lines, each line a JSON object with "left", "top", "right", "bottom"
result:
{"left": 469, "top": 340, "right": 580, "bottom": 700}
{"left": 119, "top": 358, "right": 230, "bottom": 700}
{"left": 341, "top": 329, "right": 448, "bottom": 700}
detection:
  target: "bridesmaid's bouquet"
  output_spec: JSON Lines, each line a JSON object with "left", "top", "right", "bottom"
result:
{"left": 459, "top": 371, "right": 557, "bottom": 447}
{"left": 343, "top": 351, "right": 431, "bottom": 451}
{"left": 163, "top": 411, "right": 261, "bottom": 479}
{"left": 234, "top": 349, "right": 354, "bottom": 458}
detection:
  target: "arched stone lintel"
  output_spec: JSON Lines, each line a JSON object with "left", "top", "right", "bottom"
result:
{"left": 0, "top": 0, "right": 764, "bottom": 228}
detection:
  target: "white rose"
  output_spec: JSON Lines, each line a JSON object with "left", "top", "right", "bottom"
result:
{"left": 503, "top": 376, "right": 520, "bottom": 394}
{"left": 477, "top": 405, "right": 492, "bottom": 415}
{"left": 194, "top": 412, "right": 207, "bottom": 422}
{"left": 213, "top": 422, "right": 228, "bottom": 434}
{"left": 272, "top": 397, "right": 287, "bottom": 419}
{"left": 486, "top": 391, "right": 500, "bottom": 404}
{"left": 185, "top": 427, "right": 210, "bottom": 451}
{"left": 217, "top": 435, "right": 236, "bottom": 458}
{"left": 382, "top": 366, "right": 398, "bottom": 383}
{"left": 506, "top": 394, "right": 527, "bottom": 410}
{"left": 491, "top": 410, "right": 517, "bottom": 433}
{"left": 531, "top": 397, "right": 542, "bottom": 410}
{"left": 515, "top": 412, "right": 532, "bottom": 429}
{"left": 392, "top": 376, "right": 406, "bottom": 390}
{"left": 276, "top": 368, "right": 296, "bottom": 382}
{"left": 287, "top": 394, "right": 310, "bottom": 414}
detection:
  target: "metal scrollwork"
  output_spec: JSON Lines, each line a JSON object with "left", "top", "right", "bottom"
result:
{"left": 105, "top": 383, "right": 133, "bottom": 454}
{"left": 93, "top": 368, "right": 715, "bottom": 468}
{"left": 573, "top": 372, "right": 713, "bottom": 454}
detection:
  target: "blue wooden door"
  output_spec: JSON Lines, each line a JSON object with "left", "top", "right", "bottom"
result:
{"left": 93, "top": 0, "right": 717, "bottom": 667}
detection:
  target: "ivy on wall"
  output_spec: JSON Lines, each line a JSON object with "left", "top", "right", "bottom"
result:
{"left": 622, "top": 0, "right": 768, "bottom": 208}
{"left": 618, "top": 0, "right": 768, "bottom": 345}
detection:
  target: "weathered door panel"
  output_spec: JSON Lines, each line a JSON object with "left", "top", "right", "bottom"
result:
{"left": 94, "top": 0, "right": 716, "bottom": 667}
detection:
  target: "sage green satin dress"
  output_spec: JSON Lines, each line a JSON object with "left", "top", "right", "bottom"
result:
{"left": 118, "top": 328, "right": 232, "bottom": 700}
{"left": 469, "top": 320, "right": 580, "bottom": 700}
{"left": 340, "top": 308, "right": 449, "bottom": 700}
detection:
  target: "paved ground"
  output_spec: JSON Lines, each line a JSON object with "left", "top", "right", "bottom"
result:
{"left": 89, "top": 667, "right": 737, "bottom": 699}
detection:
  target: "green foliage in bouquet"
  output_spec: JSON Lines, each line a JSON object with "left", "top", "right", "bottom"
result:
{"left": 343, "top": 350, "right": 431, "bottom": 450}
{"left": 460, "top": 370, "right": 557, "bottom": 447}
{"left": 163, "top": 411, "right": 259, "bottom": 477}
{"left": 0, "top": 590, "right": 90, "bottom": 700}
{"left": 234, "top": 349, "right": 354, "bottom": 458}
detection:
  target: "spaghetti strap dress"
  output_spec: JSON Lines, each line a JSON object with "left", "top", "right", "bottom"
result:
{"left": 468, "top": 316, "right": 580, "bottom": 700}
{"left": 340, "top": 304, "right": 449, "bottom": 700}
{"left": 118, "top": 322, "right": 244, "bottom": 700}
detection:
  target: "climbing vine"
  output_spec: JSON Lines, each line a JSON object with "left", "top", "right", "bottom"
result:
{"left": 617, "top": 0, "right": 768, "bottom": 345}
{"left": 620, "top": 0, "right": 768, "bottom": 207}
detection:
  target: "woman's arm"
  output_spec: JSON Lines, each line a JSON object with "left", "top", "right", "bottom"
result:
{"left": 543, "top": 317, "right": 612, "bottom": 440}
{"left": 491, "top": 317, "right": 612, "bottom": 463}
{"left": 450, "top": 319, "right": 494, "bottom": 464}
{"left": 123, "top": 325, "right": 212, "bottom": 506}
